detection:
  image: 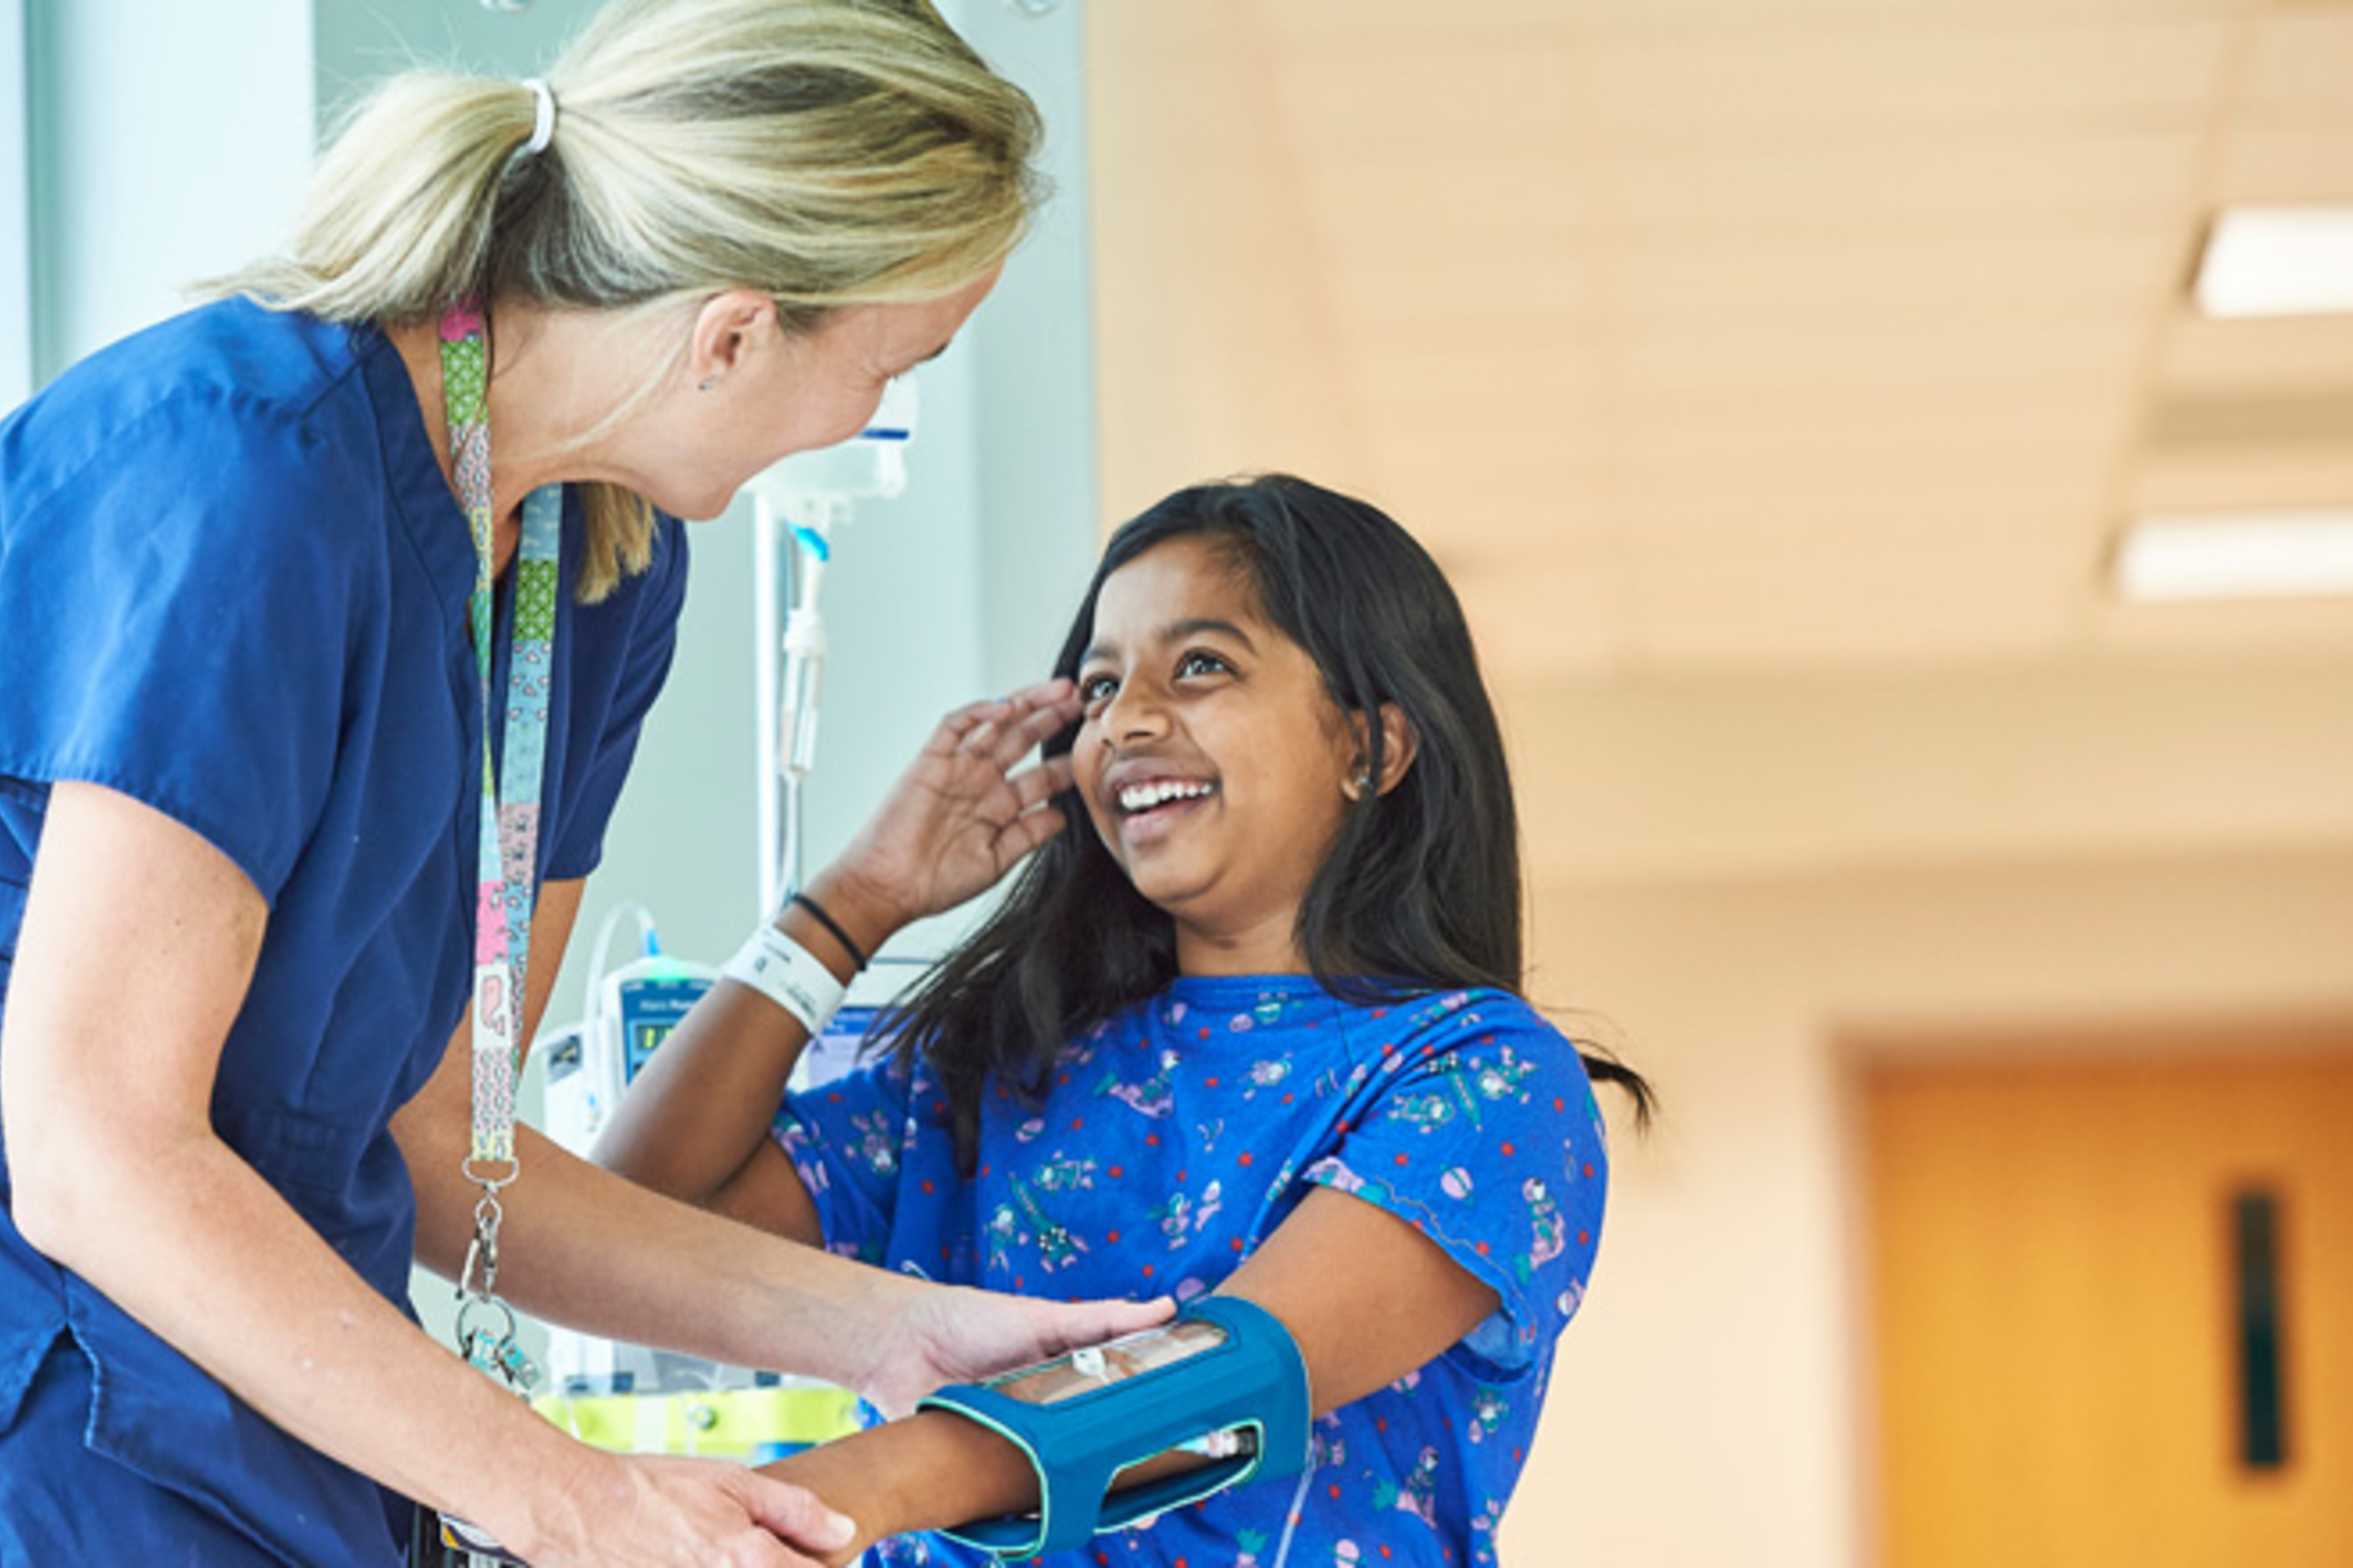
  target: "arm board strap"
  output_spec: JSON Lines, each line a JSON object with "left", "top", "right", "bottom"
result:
{"left": 916, "top": 1296, "right": 1312, "bottom": 1559}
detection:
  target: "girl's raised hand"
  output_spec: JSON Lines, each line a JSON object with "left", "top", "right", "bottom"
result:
{"left": 814, "top": 680, "right": 1082, "bottom": 940}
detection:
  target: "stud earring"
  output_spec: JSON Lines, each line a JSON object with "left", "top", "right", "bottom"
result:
{"left": 697, "top": 376, "right": 718, "bottom": 393}
{"left": 1345, "top": 769, "right": 1373, "bottom": 801}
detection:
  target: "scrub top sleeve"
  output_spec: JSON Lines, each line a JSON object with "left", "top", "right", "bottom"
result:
{"left": 771, "top": 1053, "right": 919, "bottom": 1264}
{"left": 544, "top": 515, "right": 690, "bottom": 881}
{"left": 0, "top": 400, "right": 358, "bottom": 904}
{"left": 1304, "top": 998, "right": 1608, "bottom": 1379}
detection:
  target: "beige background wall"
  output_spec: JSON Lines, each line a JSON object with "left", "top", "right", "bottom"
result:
{"left": 1500, "top": 847, "right": 2353, "bottom": 1566}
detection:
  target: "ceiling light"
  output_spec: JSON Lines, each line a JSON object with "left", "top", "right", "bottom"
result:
{"left": 2193, "top": 207, "right": 2353, "bottom": 318}
{"left": 2114, "top": 512, "right": 2353, "bottom": 602}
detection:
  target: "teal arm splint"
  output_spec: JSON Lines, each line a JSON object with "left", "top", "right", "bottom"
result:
{"left": 915, "top": 1296, "right": 1313, "bottom": 1559}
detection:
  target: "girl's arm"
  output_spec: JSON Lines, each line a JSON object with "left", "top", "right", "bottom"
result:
{"left": 754, "top": 1186, "right": 1496, "bottom": 1564}
{"left": 582, "top": 884, "right": 860, "bottom": 1244}
{"left": 1207, "top": 1185, "right": 1498, "bottom": 1406}
{"left": 593, "top": 682, "right": 1082, "bottom": 1240}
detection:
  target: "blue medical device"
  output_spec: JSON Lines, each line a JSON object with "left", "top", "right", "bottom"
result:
{"left": 916, "top": 1296, "right": 1312, "bottom": 1559}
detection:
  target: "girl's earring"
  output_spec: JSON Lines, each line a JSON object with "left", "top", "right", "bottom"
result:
{"left": 1345, "top": 769, "right": 1373, "bottom": 801}
{"left": 698, "top": 375, "right": 719, "bottom": 393}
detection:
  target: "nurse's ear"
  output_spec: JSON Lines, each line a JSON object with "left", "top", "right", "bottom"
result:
{"left": 685, "top": 289, "right": 780, "bottom": 394}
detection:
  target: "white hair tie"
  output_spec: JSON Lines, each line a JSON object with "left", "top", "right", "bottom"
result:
{"left": 521, "top": 77, "right": 557, "bottom": 156}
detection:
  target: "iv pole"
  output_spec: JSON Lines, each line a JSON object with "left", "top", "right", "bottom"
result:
{"left": 748, "top": 377, "right": 918, "bottom": 920}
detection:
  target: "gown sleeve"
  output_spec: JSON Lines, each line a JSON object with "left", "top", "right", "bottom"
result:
{"left": 772, "top": 1050, "right": 924, "bottom": 1264}
{"left": 1304, "top": 993, "right": 1610, "bottom": 1379}
{"left": 0, "top": 393, "right": 362, "bottom": 905}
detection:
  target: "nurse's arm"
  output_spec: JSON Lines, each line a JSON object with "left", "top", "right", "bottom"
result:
{"left": 1, "top": 784, "right": 857, "bottom": 1566}
{"left": 752, "top": 1186, "right": 1499, "bottom": 1564}
{"left": 392, "top": 878, "right": 1166, "bottom": 1417}
{"left": 395, "top": 886, "right": 890, "bottom": 1369}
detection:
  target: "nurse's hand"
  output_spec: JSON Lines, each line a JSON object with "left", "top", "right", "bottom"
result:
{"left": 810, "top": 679, "right": 1082, "bottom": 948}
{"left": 849, "top": 1278, "right": 1174, "bottom": 1420}
{"left": 512, "top": 1450, "right": 855, "bottom": 1568}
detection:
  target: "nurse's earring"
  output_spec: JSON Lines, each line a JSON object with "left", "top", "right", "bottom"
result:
{"left": 1343, "top": 765, "right": 1373, "bottom": 802}
{"left": 698, "top": 374, "right": 721, "bottom": 393}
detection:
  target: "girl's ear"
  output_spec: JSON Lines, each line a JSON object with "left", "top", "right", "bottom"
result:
{"left": 1349, "top": 702, "right": 1418, "bottom": 799}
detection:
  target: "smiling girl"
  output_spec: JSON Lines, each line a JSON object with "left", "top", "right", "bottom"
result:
{"left": 599, "top": 474, "right": 1651, "bottom": 1567}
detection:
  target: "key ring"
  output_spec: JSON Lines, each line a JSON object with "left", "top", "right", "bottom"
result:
{"left": 455, "top": 1292, "right": 519, "bottom": 1355}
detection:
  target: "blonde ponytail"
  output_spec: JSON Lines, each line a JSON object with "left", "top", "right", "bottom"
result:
{"left": 224, "top": 72, "right": 541, "bottom": 324}
{"left": 214, "top": 0, "right": 1042, "bottom": 601}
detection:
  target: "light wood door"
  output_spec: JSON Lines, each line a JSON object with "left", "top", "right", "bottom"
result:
{"left": 1865, "top": 1049, "right": 2353, "bottom": 1567}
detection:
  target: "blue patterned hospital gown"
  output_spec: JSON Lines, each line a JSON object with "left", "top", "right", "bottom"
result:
{"left": 775, "top": 974, "right": 1610, "bottom": 1568}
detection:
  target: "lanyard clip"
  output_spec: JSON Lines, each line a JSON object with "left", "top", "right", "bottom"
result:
{"left": 460, "top": 1232, "right": 499, "bottom": 1302}
{"left": 460, "top": 1189, "right": 504, "bottom": 1300}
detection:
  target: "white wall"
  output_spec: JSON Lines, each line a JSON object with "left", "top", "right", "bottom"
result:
{"left": 23, "top": 0, "right": 313, "bottom": 376}
{"left": 309, "top": 1, "right": 575, "bottom": 123}
{"left": 0, "top": 0, "right": 31, "bottom": 409}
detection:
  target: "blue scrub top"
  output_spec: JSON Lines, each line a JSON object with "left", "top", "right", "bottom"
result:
{"left": 0, "top": 298, "right": 689, "bottom": 1563}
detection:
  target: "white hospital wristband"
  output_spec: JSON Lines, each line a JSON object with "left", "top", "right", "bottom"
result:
{"left": 721, "top": 925, "right": 846, "bottom": 1036}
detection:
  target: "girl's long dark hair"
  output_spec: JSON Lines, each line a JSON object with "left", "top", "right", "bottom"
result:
{"left": 883, "top": 475, "right": 1652, "bottom": 1168}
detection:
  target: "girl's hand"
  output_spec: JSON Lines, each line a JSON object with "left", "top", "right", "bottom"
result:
{"left": 814, "top": 680, "right": 1082, "bottom": 942}
{"left": 500, "top": 1449, "right": 857, "bottom": 1568}
{"left": 850, "top": 1281, "right": 1175, "bottom": 1420}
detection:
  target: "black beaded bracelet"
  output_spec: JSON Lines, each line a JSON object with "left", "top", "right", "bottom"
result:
{"left": 790, "top": 891, "right": 870, "bottom": 971}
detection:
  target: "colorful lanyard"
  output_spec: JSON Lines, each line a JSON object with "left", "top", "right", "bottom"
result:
{"left": 440, "top": 301, "right": 562, "bottom": 1389}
